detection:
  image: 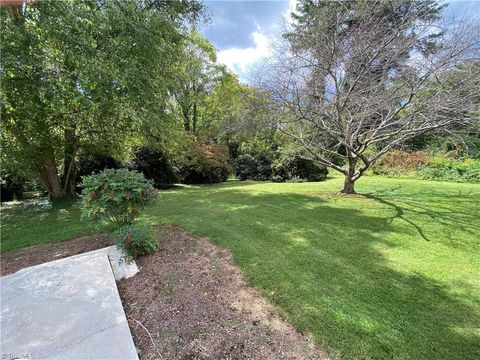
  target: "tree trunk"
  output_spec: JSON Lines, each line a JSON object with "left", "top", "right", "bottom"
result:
{"left": 340, "top": 152, "right": 357, "bottom": 194}
{"left": 192, "top": 101, "right": 197, "bottom": 134}
{"left": 62, "top": 127, "right": 79, "bottom": 197}
{"left": 183, "top": 108, "right": 190, "bottom": 131}
{"left": 36, "top": 151, "right": 64, "bottom": 199}
{"left": 341, "top": 176, "right": 356, "bottom": 194}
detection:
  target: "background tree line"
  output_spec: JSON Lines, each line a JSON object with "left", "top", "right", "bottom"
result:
{"left": 1, "top": 0, "right": 330, "bottom": 201}
{"left": 1, "top": 0, "right": 479, "bottom": 200}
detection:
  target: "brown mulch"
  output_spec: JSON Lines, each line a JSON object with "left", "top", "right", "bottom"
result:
{"left": 0, "top": 234, "right": 112, "bottom": 276}
{"left": 0, "top": 227, "right": 330, "bottom": 360}
{"left": 118, "top": 226, "right": 330, "bottom": 360}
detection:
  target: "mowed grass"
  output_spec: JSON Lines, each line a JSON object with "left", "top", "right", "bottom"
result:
{"left": 1, "top": 175, "right": 479, "bottom": 359}
{"left": 141, "top": 175, "right": 480, "bottom": 360}
{"left": 0, "top": 198, "right": 113, "bottom": 252}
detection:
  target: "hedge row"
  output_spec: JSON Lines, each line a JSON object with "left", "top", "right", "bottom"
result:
{"left": 234, "top": 149, "right": 328, "bottom": 182}
{"left": 1, "top": 147, "right": 330, "bottom": 202}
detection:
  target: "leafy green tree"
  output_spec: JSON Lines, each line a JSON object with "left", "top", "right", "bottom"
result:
{"left": 173, "top": 29, "right": 222, "bottom": 134}
{"left": 1, "top": 0, "right": 203, "bottom": 198}
{"left": 203, "top": 72, "right": 250, "bottom": 138}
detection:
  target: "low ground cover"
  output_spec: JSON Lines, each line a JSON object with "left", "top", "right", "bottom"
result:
{"left": 370, "top": 150, "right": 480, "bottom": 183}
{"left": 1, "top": 175, "right": 479, "bottom": 359}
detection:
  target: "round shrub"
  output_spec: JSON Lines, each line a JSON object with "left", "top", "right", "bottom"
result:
{"left": 131, "top": 147, "right": 178, "bottom": 189}
{"left": 115, "top": 224, "right": 158, "bottom": 259}
{"left": 235, "top": 151, "right": 273, "bottom": 181}
{"left": 81, "top": 168, "right": 157, "bottom": 226}
{"left": 273, "top": 155, "right": 328, "bottom": 182}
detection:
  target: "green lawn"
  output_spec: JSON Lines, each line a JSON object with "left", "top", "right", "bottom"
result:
{"left": 2, "top": 175, "right": 479, "bottom": 359}
{"left": 0, "top": 198, "right": 113, "bottom": 252}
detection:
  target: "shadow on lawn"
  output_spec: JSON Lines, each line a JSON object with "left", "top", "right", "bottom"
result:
{"left": 156, "top": 189, "right": 479, "bottom": 360}
{"left": 241, "top": 194, "right": 477, "bottom": 359}
{"left": 364, "top": 188, "right": 480, "bottom": 244}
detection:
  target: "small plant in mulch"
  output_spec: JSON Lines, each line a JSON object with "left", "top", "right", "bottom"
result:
{"left": 114, "top": 224, "right": 158, "bottom": 260}
{"left": 81, "top": 168, "right": 158, "bottom": 259}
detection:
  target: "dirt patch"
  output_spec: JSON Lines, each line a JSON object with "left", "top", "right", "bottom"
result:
{"left": 0, "top": 234, "right": 112, "bottom": 276}
{"left": 118, "top": 226, "right": 330, "bottom": 360}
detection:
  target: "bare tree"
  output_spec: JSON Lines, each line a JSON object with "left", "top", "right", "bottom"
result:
{"left": 260, "top": 0, "right": 480, "bottom": 193}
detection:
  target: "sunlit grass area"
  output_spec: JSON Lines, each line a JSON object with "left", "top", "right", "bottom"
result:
{"left": 1, "top": 175, "right": 479, "bottom": 359}
{"left": 140, "top": 175, "right": 480, "bottom": 360}
{"left": 0, "top": 198, "right": 113, "bottom": 252}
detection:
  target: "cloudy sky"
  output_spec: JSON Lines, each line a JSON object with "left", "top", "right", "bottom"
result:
{"left": 199, "top": 0, "right": 480, "bottom": 83}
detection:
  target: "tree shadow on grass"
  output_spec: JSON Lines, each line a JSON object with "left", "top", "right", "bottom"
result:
{"left": 230, "top": 193, "right": 479, "bottom": 359}
{"left": 148, "top": 189, "right": 480, "bottom": 360}
{"left": 363, "top": 187, "right": 480, "bottom": 245}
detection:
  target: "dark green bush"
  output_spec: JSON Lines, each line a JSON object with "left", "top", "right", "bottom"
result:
{"left": 273, "top": 155, "right": 328, "bottom": 182}
{"left": 0, "top": 175, "right": 24, "bottom": 202}
{"left": 115, "top": 224, "right": 158, "bottom": 259}
{"left": 235, "top": 150, "right": 273, "bottom": 181}
{"left": 271, "top": 175, "right": 284, "bottom": 183}
{"left": 77, "top": 152, "right": 122, "bottom": 178}
{"left": 81, "top": 168, "right": 157, "bottom": 226}
{"left": 182, "top": 142, "right": 230, "bottom": 184}
{"left": 131, "top": 147, "right": 178, "bottom": 189}
{"left": 76, "top": 152, "right": 122, "bottom": 192}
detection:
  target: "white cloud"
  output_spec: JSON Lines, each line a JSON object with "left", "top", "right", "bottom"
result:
{"left": 214, "top": 1, "right": 299, "bottom": 82}
{"left": 217, "top": 31, "right": 271, "bottom": 81}
{"left": 285, "top": 0, "right": 298, "bottom": 24}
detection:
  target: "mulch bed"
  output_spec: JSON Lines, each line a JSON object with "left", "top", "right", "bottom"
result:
{"left": 0, "top": 233, "right": 112, "bottom": 276}
{"left": 119, "top": 226, "right": 329, "bottom": 360}
{"left": 0, "top": 227, "right": 330, "bottom": 359}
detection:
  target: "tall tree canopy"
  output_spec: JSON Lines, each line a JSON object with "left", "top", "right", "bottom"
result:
{"left": 1, "top": 0, "right": 203, "bottom": 198}
{"left": 261, "top": 0, "right": 480, "bottom": 193}
{"left": 174, "top": 29, "right": 220, "bottom": 134}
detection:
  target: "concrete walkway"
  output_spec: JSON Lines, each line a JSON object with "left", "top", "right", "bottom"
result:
{"left": 1, "top": 247, "right": 139, "bottom": 360}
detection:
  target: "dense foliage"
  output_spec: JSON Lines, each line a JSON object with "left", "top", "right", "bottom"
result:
{"left": 114, "top": 224, "right": 158, "bottom": 260}
{"left": 234, "top": 147, "right": 329, "bottom": 183}
{"left": 419, "top": 157, "right": 480, "bottom": 183}
{"left": 1, "top": 0, "right": 203, "bottom": 198}
{"left": 371, "top": 150, "right": 430, "bottom": 177}
{"left": 235, "top": 150, "right": 273, "bottom": 181}
{"left": 131, "top": 147, "right": 178, "bottom": 189}
{"left": 182, "top": 141, "right": 230, "bottom": 184}
{"left": 81, "top": 168, "right": 157, "bottom": 226}
{"left": 371, "top": 150, "right": 480, "bottom": 183}
{"left": 0, "top": 0, "right": 271, "bottom": 196}
{"left": 272, "top": 154, "right": 328, "bottom": 182}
